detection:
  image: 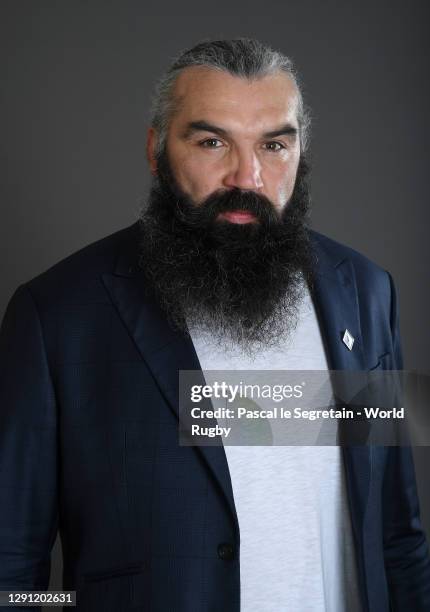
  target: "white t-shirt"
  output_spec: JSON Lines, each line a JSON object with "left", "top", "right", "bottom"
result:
{"left": 187, "top": 285, "right": 362, "bottom": 611}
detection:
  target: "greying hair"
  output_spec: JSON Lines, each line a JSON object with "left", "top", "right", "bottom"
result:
{"left": 150, "top": 38, "right": 311, "bottom": 156}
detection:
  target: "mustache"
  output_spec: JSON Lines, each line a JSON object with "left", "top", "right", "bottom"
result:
{"left": 169, "top": 187, "right": 281, "bottom": 229}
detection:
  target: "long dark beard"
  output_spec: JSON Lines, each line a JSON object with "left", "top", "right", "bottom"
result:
{"left": 138, "top": 152, "right": 315, "bottom": 353}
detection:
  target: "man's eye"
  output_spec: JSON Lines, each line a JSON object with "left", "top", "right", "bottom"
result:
{"left": 263, "top": 141, "right": 285, "bottom": 152}
{"left": 200, "top": 138, "right": 223, "bottom": 148}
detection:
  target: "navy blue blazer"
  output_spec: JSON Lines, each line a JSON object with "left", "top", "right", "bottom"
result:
{"left": 0, "top": 222, "right": 429, "bottom": 611}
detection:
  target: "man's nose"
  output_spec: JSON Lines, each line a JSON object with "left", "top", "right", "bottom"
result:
{"left": 222, "top": 149, "right": 264, "bottom": 191}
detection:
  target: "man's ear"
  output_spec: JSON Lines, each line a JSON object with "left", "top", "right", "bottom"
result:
{"left": 146, "top": 127, "right": 158, "bottom": 175}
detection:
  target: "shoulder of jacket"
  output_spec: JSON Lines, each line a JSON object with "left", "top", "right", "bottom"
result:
{"left": 24, "top": 222, "right": 140, "bottom": 308}
{"left": 309, "top": 229, "right": 389, "bottom": 282}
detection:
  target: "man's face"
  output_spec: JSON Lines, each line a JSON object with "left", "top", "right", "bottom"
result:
{"left": 141, "top": 65, "right": 312, "bottom": 351}
{"left": 148, "top": 67, "right": 301, "bottom": 222}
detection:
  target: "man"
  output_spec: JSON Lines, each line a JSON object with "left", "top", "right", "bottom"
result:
{"left": 0, "top": 38, "right": 429, "bottom": 611}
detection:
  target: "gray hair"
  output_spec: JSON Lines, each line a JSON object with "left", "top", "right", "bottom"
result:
{"left": 150, "top": 38, "right": 311, "bottom": 157}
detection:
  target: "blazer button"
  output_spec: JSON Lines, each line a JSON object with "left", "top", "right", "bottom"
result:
{"left": 218, "top": 542, "right": 235, "bottom": 560}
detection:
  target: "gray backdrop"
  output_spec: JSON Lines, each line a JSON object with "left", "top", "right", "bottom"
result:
{"left": 1, "top": 0, "right": 429, "bottom": 594}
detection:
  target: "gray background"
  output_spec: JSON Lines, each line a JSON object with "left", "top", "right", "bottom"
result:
{"left": 1, "top": 0, "right": 429, "bottom": 593}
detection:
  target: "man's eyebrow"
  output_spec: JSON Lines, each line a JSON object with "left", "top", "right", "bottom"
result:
{"left": 262, "top": 124, "right": 298, "bottom": 139}
{"left": 182, "top": 121, "right": 229, "bottom": 139}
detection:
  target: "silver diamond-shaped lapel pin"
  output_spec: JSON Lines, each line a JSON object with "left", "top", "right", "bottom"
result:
{"left": 342, "top": 329, "right": 355, "bottom": 351}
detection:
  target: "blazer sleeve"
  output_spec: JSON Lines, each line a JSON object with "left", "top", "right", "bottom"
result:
{"left": 0, "top": 285, "right": 58, "bottom": 609}
{"left": 382, "top": 272, "right": 430, "bottom": 610}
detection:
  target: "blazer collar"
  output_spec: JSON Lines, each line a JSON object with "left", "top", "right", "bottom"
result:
{"left": 110, "top": 225, "right": 367, "bottom": 370}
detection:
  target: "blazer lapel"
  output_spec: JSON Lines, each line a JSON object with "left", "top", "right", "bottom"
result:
{"left": 101, "top": 233, "right": 238, "bottom": 532}
{"left": 310, "top": 238, "right": 365, "bottom": 372}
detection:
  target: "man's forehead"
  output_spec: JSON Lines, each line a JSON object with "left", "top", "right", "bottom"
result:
{"left": 171, "top": 66, "right": 300, "bottom": 127}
